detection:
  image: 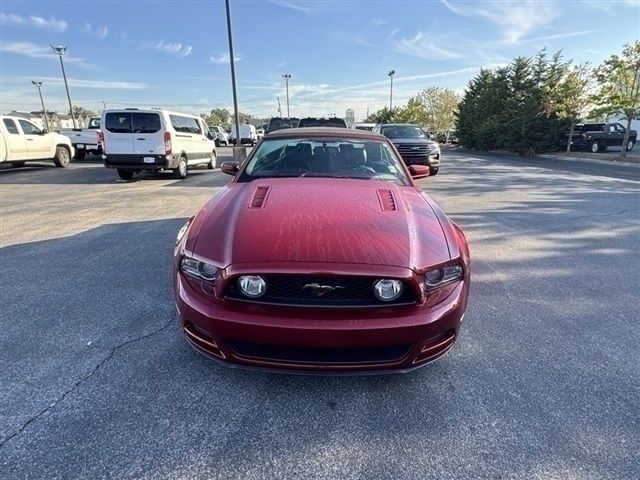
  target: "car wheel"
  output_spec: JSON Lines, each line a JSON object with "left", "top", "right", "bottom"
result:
{"left": 74, "top": 149, "right": 86, "bottom": 161}
{"left": 53, "top": 146, "right": 71, "bottom": 167}
{"left": 175, "top": 155, "right": 188, "bottom": 179}
{"left": 208, "top": 151, "right": 217, "bottom": 169}
{"left": 627, "top": 139, "right": 636, "bottom": 151}
{"left": 11, "top": 161, "right": 26, "bottom": 168}
{"left": 215, "top": 139, "right": 220, "bottom": 148}
{"left": 590, "top": 140, "right": 601, "bottom": 153}
{"left": 117, "top": 169, "right": 134, "bottom": 180}
{"left": 430, "top": 167, "right": 439, "bottom": 175}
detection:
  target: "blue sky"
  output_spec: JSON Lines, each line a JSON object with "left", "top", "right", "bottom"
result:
{"left": 1, "top": 0, "right": 638, "bottom": 120}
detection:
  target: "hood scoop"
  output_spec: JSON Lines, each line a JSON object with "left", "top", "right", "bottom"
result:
{"left": 377, "top": 189, "right": 397, "bottom": 212}
{"left": 249, "top": 186, "right": 271, "bottom": 208}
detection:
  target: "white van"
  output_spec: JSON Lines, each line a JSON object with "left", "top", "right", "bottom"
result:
{"left": 229, "top": 124, "right": 258, "bottom": 146}
{"left": 101, "top": 108, "right": 217, "bottom": 180}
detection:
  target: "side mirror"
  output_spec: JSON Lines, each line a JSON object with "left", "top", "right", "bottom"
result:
{"left": 409, "top": 165, "right": 430, "bottom": 179}
{"left": 38, "top": 130, "right": 48, "bottom": 135}
{"left": 206, "top": 132, "right": 214, "bottom": 140}
{"left": 220, "top": 161, "right": 239, "bottom": 176}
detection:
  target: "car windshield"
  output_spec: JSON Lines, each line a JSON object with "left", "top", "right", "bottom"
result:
{"left": 382, "top": 125, "right": 428, "bottom": 139}
{"left": 238, "top": 138, "right": 410, "bottom": 186}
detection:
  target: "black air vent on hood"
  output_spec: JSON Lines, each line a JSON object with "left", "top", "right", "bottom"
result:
{"left": 249, "top": 186, "right": 270, "bottom": 208}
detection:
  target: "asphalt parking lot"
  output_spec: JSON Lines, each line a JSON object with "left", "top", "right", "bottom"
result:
{"left": 1, "top": 148, "right": 638, "bottom": 479}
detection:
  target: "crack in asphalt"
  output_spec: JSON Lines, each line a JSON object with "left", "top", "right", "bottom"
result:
{"left": 0, "top": 317, "right": 176, "bottom": 450}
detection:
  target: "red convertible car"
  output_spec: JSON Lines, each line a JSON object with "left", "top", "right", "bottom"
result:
{"left": 174, "top": 128, "right": 469, "bottom": 373}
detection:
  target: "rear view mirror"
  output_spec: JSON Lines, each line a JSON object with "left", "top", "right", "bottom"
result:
{"left": 409, "top": 165, "right": 430, "bottom": 179}
{"left": 220, "top": 161, "right": 239, "bottom": 176}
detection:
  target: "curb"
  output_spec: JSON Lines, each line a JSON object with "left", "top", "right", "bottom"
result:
{"left": 450, "top": 147, "right": 640, "bottom": 169}
{"left": 536, "top": 154, "right": 640, "bottom": 168}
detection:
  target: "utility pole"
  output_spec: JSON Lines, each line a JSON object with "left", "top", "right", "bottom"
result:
{"left": 276, "top": 96, "right": 282, "bottom": 117}
{"left": 388, "top": 70, "right": 395, "bottom": 111}
{"left": 282, "top": 73, "right": 291, "bottom": 118}
{"left": 31, "top": 81, "right": 50, "bottom": 131}
{"left": 51, "top": 45, "right": 77, "bottom": 128}
{"left": 224, "top": 0, "right": 244, "bottom": 158}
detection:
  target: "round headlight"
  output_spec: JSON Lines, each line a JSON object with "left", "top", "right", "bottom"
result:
{"left": 237, "top": 275, "right": 267, "bottom": 298}
{"left": 373, "top": 279, "right": 403, "bottom": 302}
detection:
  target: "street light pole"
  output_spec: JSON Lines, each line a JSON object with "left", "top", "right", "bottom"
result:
{"left": 224, "top": 0, "right": 242, "bottom": 157}
{"left": 31, "top": 81, "right": 50, "bottom": 131}
{"left": 388, "top": 70, "right": 395, "bottom": 111}
{"left": 282, "top": 74, "right": 291, "bottom": 118}
{"left": 51, "top": 45, "right": 77, "bottom": 128}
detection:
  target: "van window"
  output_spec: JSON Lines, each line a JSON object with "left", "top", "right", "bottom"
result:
{"left": 3, "top": 118, "right": 19, "bottom": 134}
{"left": 170, "top": 115, "right": 201, "bottom": 134}
{"left": 105, "top": 113, "right": 132, "bottom": 133}
{"left": 132, "top": 113, "right": 161, "bottom": 133}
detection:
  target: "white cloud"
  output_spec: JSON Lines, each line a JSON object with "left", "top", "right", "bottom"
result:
{"left": 0, "top": 42, "right": 97, "bottom": 69}
{"left": 371, "top": 18, "right": 388, "bottom": 27}
{"left": 520, "top": 29, "right": 601, "bottom": 44}
{"left": 142, "top": 41, "right": 192, "bottom": 58}
{"left": 269, "top": 0, "right": 314, "bottom": 14}
{"left": 210, "top": 53, "right": 242, "bottom": 64}
{"left": 394, "top": 32, "right": 463, "bottom": 60}
{"left": 0, "top": 12, "right": 67, "bottom": 32}
{"left": 80, "top": 22, "right": 109, "bottom": 39}
{"left": 441, "top": 0, "right": 559, "bottom": 44}
{"left": 26, "top": 76, "right": 148, "bottom": 90}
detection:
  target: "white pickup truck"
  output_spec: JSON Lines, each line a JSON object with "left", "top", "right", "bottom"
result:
{"left": 60, "top": 116, "right": 102, "bottom": 160}
{"left": 1, "top": 115, "right": 74, "bottom": 168}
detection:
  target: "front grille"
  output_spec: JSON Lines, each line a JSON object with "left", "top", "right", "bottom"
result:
{"left": 395, "top": 144, "right": 430, "bottom": 163}
{"left": 227, "top": 340, "right": 411, "bottom": 364}
{"left": 226, "top": 275, "right": 414, "bottom": 307}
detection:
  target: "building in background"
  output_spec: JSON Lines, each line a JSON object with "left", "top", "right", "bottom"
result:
{"left": 345, "top": 108, "right": 355, "bottom": 127}
{"left": 7, "top": 111, "right": 78, "bottom": 130}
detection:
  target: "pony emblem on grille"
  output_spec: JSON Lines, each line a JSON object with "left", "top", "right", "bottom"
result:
{"left": 303, "top": 283, "right": 345, "bottom": 297}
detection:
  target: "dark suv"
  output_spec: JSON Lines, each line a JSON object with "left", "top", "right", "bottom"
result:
{"left": 265, "top": 117, "right": 299, "bottom": 135}
{"left": 297, "top": 117, "right": 347, "bottom": 128}
{"left": 565, "top": 123, "right": 637, "bottom": 153}
{"left": 373, "top": 123, "right": 441, "bottom": 175}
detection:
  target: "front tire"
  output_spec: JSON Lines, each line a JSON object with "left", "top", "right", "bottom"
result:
{"left": 627, "top": 139, "right": 636, "bottom": 151}
{"left": 117, "top": 169, "right": 134, "bottom": 180}
{"left": 11, "top": 161, "right": 26, "bottom": 168}
{"left": 207, "top": 151, "right": 217, "bottom": 169}
{"left": 74, "top": 149, "right": 86, "bottom": 161}
{"left": 590, "top": 140, "right": 601, "bottom": 153}
{"left": 430, "top": 167, "right": 439, "bottom": 175}
{"left": 175, "top": 155, "right": 188, "bottom": 179}
{"left": 53, "top": 146, "right": 71, "bottom": 167}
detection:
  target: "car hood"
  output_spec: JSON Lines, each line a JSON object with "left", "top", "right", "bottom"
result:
{"left": 192, "top": 178, "right": 451, "bottom": 270}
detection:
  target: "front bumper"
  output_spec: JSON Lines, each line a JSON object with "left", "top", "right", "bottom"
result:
{"left": 399, "top": 152, "right": 441, "bottom": 168}
{"left": 102, "top": 153, "right": 179, "bottom": 171}
{"left": 174, "top": 266, "right": 468, "bottom": 374}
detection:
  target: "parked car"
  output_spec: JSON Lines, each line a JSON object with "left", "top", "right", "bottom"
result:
{"left": 174, "top": 127, "right": 470, "bottom": 373}
{"left": 256, "top": 128, "right": 265, "bottom": 139}
{"left": 564, "top": 123, "right": 637, "bottom": 153}
{"left": 352, "top": 122, "right": 377, "bottom": 132}
{"left": 207, "top": 125, "right": 229, "bottom": 147}
{"left": 265, "top": 117, "right": 299, "bottom": 134}
{"left": 101, "top": 108, "right": 217, "bottom": 180}
{"left": 1, "top": 115, "right": 74, "bottom": 168}
{"left": 229, "top": 124, "right": 258, "bottom": 146}
{"left": 373, "top": 123, "right": 441, "bottom": 175}
{"left": 60, "top": 116, "right": 102, "bottom": 160}
{"left": 297, "top": 117, "right": 348, "bottom": 128}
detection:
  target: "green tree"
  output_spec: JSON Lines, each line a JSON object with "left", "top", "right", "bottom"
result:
{"left": 413, "top": 87, "right": 460, "bottom": 138}
{"left": 203, "top": 108, "right": 231, "bottom": 127}
{"left": 364, "top": 107, "right": 402, "bottom": 123}
{"left": 557, "top": 63, "right": 593, "bottom": 152}
{"left": 69, "top": 106, "right": 96, "bottom": 118}
{"left": 592, "top": 41, "right": 640, "bottom": 158}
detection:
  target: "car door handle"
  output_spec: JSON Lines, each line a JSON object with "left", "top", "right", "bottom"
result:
{"left": 136, "top": 138, "right": 146, "bottom": 140}
{"left": 26, "top": 138, "right": 34, "bottom": 141}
